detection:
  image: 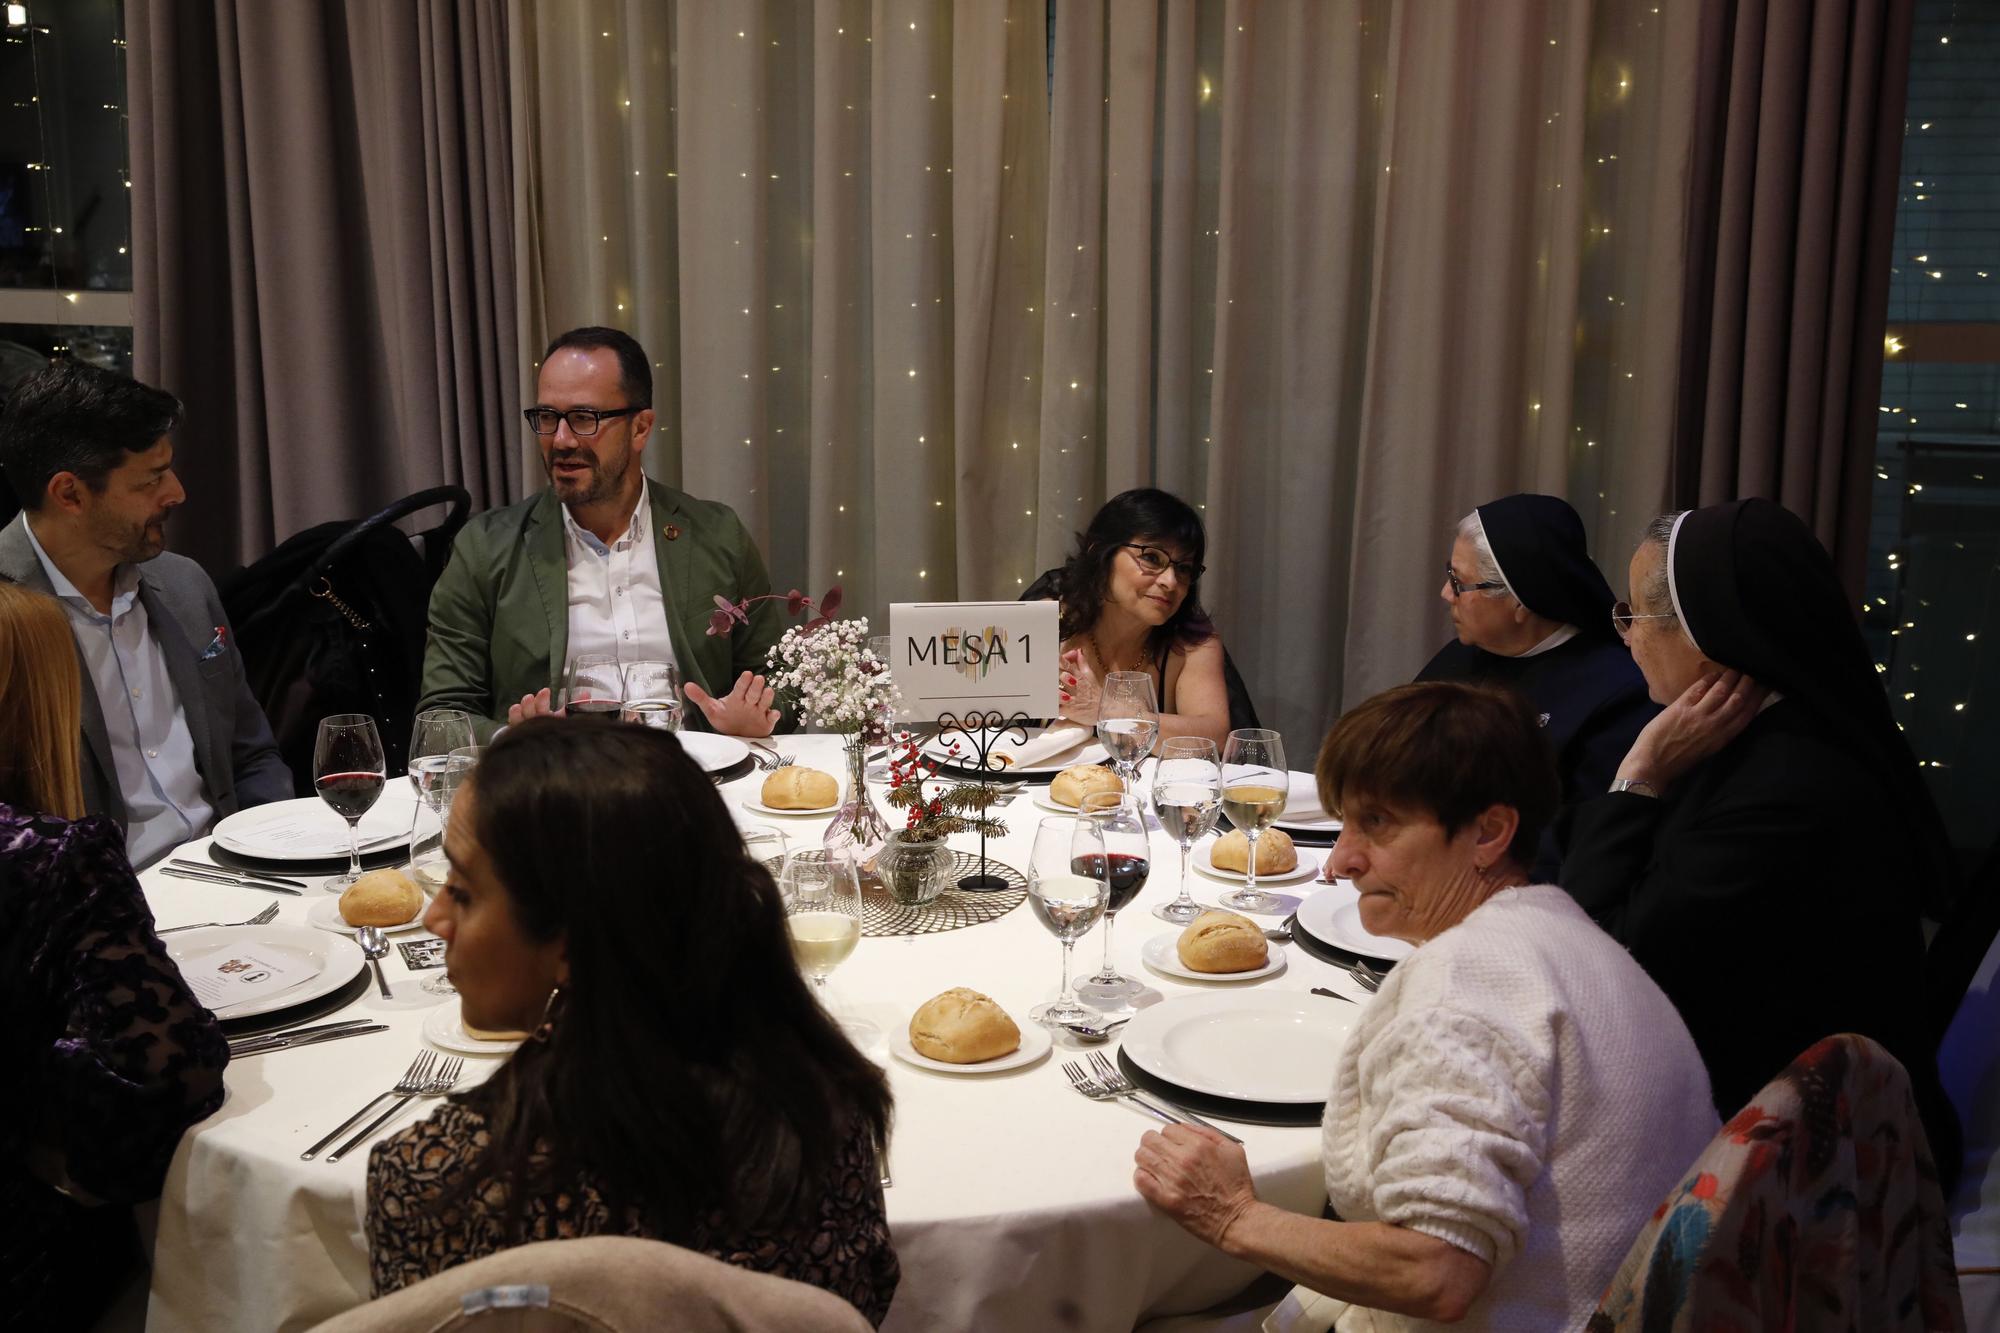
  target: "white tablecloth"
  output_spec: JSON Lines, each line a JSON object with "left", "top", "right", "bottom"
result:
{"left": 141, "top": 734, "right": 1371, "bottom": 1332}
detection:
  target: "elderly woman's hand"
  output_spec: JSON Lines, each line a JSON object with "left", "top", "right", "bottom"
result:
{"left": 1133, "top": 1124, "right": 1258, "bottom": 1249}
{"left": 1617, "top": 668, "right": 1767, "bottom": 792}
{"left": 1058, "top": 647, "right": 1102, "bottom": 725}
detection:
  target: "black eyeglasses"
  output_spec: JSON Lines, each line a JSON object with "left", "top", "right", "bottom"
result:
{"left": 523, "top": 406, "right": 643, "bottom": 437}
{"left": 1120, "top": 544, "right": 1204, "bottom": 581}
{"left": 1444, "top": 564, "right": 1507, "bottom": 597}
{"left": 1610, "top": 600, "right": 1677, "bottom": 638}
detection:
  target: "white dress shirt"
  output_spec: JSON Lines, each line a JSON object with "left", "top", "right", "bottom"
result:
{"left": 25, "top": 519, "right": 214, "bottom": 868}
{"left": 560, "top": 477, "right": 676, "bottom": 675}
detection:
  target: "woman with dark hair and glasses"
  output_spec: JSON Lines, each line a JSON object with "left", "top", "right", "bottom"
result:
{"left": 365, "top": 718, "right": 898, "bottom": 1323}
{"left": 1415, "top": 494, "right": 1655, "bottom": 877}
{"left": 1023, "top": 487, "right": 1251, "bottom": 745}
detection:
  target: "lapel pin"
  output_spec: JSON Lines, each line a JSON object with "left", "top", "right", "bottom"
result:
{"left": 663, "top": 524, "right": 681, "bottom": 542}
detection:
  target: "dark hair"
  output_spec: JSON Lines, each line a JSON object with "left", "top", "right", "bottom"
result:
{"left": 541, "top": 326, "right": 653, "bottom": 409}
{"left": 1315, "top": 681, "right": 1558, "bottom": 870}
{"left": 454, "top": 718, "right": 891, "bottom": 1242}
{"left": 1056, "top": 488, "right": 1215, "bottom": 658}
{"left": 0, "top": 360, "right": 184, "bottom": 510}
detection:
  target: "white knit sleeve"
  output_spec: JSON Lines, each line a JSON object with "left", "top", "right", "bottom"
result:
{"left": 1355, "top": 1004, "right": 1553, "bottom": 1272}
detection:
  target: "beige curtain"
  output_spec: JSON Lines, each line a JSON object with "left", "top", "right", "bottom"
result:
{"left": 511, "top": 0, "right": 1700, "bottom": 747}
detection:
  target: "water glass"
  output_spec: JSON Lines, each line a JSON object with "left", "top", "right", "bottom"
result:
{"left": 406, "top": 708, "right": 474, "bottom": 891}
{"left": 1151, "top": 736, "right": 1222, "bottom": 923}
{"left": 620, "top": 660, "right": 683, "bottom": 730}
{"left": 1098, "top": 670, "right": 1160, "bottom": 790}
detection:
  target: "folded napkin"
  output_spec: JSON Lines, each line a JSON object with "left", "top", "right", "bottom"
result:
{"left": 930, "top": 722, "right": 1106, "bottom": 772}
{"left": 1279, "top": 770, "right": 1339, "bottom": 828}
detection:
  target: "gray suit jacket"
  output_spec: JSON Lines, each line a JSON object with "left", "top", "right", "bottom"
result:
{"left": 0, "top": 513, "right": 293, "bottom": 828}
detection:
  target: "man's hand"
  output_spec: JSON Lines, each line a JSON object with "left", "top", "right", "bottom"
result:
{"left": 507, "top": 688, "right": 561, "bottom": 727}
{"left": 1616, "top": 668, "right": 1767, "bottom": 792}
{"left": 684, "top": 671, "right": 780, "bottom": 738}
{"left": 1133, "top": 1123, "right": 1258, "bottom": 1250}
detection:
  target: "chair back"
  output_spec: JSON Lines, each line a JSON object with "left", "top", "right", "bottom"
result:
{"left": 309, "top": 1236, "right": 874, "bottom": 1333}
{"left": 1589, "top": 1033, "right": 1965, "bottom": 1332}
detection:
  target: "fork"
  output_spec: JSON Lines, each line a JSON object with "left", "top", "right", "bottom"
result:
{"left": 1062, "top": 1060, "right": 1180, "bottom": 1127}
{"left": 159, "top": 902, "right": 282, "bottom": 934}
{"left": 1087, "top": 1051, "right": 1243, "bottom": 1144}
{"left": 747, "top": 742, "right": 794, "bottom": 772}
{"left": 326, "top": 1056, "right": 464, "bottom": 1162}
{"left": 303, "top": 1052, "right": 439, "bottom": 1160}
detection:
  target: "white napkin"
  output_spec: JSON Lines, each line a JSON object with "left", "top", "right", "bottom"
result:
{"left": 220, "top": 796, "right": 426, "bottom": 858}
{"left": 1280, "top": 770, "right": 1340, "bottom": 828}
{"left": 926, "top": 722, "right": 1106, "bottom": 772}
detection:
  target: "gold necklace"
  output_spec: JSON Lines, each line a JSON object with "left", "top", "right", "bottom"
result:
{"left": 1087, "top": 631, "right": 1144, "bottom": 678}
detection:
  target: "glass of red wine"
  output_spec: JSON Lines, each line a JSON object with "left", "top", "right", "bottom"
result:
{"left": 314, "top": 713, "right": 387, "bottom": 892}
{"left": 1074, "top": 792, "right": 1149, "bottom": 1003}
{"left": 559, "top": 654, "right": 624, "bottom": 717}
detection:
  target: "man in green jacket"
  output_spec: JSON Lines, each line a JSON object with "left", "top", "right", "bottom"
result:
{"left": 418, "top": 327, "right": 786, "bottom": 741}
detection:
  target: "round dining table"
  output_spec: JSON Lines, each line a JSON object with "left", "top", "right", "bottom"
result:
{"left": 138, "top": 732, "right": 1377, "bottom": 1332}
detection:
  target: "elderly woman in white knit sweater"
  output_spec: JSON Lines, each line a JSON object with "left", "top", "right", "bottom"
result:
{"left": 1134, "top": 681, "right": 1719, "bottom": 1329}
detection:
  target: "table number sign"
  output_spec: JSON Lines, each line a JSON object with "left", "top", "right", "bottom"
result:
{"left": 887, "top": 601, "right": 1060, "bottom": 721}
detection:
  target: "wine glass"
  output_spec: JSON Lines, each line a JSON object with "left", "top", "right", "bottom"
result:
{"left": 782, "top": 853, "right": 863, "bottom": 998}
{"left": 406, "top": 708, "right": 474, "bottom": 893}
{"left": 620, "top": 660, "right": 683, "bottom": 731}
{"left": 314, "top": 714, "right": 387, "bottom": 892}
{"left": 420, "top": 745, "right": 482, "bottom": 998}
{"left": 741, "top": 823, "right": 791, "bottom": 881}
{"left": 1220, "top": 728, "right": 1288, "bottom": 913}
{"left": 1098, "top": 671, "right": 1160, "bottom": 790}
{"left": 1075, "top": 793, "right": 1148, "bottom": 1002}
{"left": 1151, "top": 736, "right": 1222, "bottom": 923}
{"left": 1026, "top": 816, "right": 1109, "bottom": 1027}
{"left": 559, "top": 653, "right": 623, "bottom": 717}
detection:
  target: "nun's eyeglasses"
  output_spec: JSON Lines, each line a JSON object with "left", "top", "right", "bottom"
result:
{"left": 1611, "top": 601, "right": 1677, "bottom": 638}
{"left": 1444, "top": 565, "right": 1506, "bottom": 597}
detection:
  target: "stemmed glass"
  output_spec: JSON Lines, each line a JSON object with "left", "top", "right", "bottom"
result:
{"left": 620, "top": 660, "right": 683, "bottom": 730}
{"left": 420, "top": 745, "right": 482, "bottom": 998}
{"left": 1098, "top": 671, "right": 1160, "bottom": 790}
{"left": 559, "top": 653, "right": 623, "bottom": 717}
{"left": 1026, "top": 816, "right": 1110, "bottom": 1027}
{"left": 1220, "top": 728, "right": 1288, "bottom": 914}
{"left": 782, "top": 853, "right": 863, "bottom": 999}
{"left": 741, "top": 823, "right": 791, "bottom": 880}
{"left": 406, "top": 708, "right": 474, "bottom": 894}
{"left": 1151, "top": 736, "right": 1223, "bottom": 923}
{"left": 314, "top": 714, "right": 387, "bottom": 892}
{"left": 1075, "top": 793, "right": 1149, "bottom": 1003}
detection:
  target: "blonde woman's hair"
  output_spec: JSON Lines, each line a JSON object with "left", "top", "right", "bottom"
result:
{"left": 0, "top": 581, "right": 85, "bottom": 818}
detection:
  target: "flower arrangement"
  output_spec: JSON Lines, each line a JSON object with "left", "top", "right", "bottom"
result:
{"left": 882, "top": 734, "right": 1007, "bottom": 843}
{"left": 707, "top": 586, "right": 899, "bottom": 740}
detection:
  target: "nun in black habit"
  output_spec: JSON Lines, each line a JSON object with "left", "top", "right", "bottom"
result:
{"left": 1561, "top": 498, "right": 1960, "bottom": 1181}
{"left": 1416, "top": 493, "right": 1657, "bottom": 878}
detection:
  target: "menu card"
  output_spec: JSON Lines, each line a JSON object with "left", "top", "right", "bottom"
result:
{"left": 181, "top": 943, "right": 320, "bottom": 1011}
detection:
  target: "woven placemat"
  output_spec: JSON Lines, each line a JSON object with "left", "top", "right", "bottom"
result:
{"left": 861, "top": 850, "right": 1027, "bottom": 937}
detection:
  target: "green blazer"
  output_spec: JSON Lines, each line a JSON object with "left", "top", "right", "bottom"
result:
{"left": 417, "top": 486, "right": 788, "bottom": 740}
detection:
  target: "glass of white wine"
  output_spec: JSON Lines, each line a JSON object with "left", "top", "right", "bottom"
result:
{"left": 1098, "top": 671, "right": 1160, "bottom": 791}
{"left": 1220, "top": 728, "right": 1287, "bottom": 913}
{"left": 782, "top": 853, "right": 862, "bottom": 997}
{"left": 1026, "top": 816, "right": 1110, "bottom": 1027}
{"left": 1151, "top": 736, "right": 1222, "bottom": 923}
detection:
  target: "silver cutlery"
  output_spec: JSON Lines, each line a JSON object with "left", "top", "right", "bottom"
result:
{"left": 231, "top": 1023, "right": 389, "bottom": 1057}
{"left": 1325, "top": 959, "right": 1382, "bottom": 993}
{"left": 161, "top": 866, "right": 303, "bottom": 896}
{"left": 1261, "top": 925, "right": 1293, "bottom": 943}
{"left": 303, "top": 1052, "right": 440, "bottom": 1160}
{"left": 747, "top": 743, "right": 794, "bottom": 772}
{"left": 325, "top": 1055, "right": 464, "bottom": 1163}
{"left": 355, "top": 927, "right": 393, "bottom": 998}
{"left": 1058, "top": 1016, "right": 1132, "bottom": 1041}
{"left": 1062, "top": 1060, "right": 1179, "bottom": 1127}
{"left": 876, "top": 1144, "right": 893, "bottom": 1190}
{"left": 160, "top": 902, "right": 282, "bottom": 934}
{"left": 1086, "top": 1051, "right": 1243, "bottom": 1144}
{"left": 1309, "top": 986, "right": 1358, "bottom": 1004}
{"left": 233, "top": 1018, "right": 375, "bottom": 1047}
{"left": 167, "top": 859, "right": 310, "bottom": 890}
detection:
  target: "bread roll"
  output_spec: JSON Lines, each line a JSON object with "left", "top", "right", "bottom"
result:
{"left": 908, "top": 987, "right": 1022, "bottom": 1063}
{"left": 461, "top": 1018, "right": 530, "bottom": 1043}
{"left": 1176, "top": 910, "right": 1270, "bottom": 974}
{"left": 761, "top": 766, "right": 838, "bottom": 809}
{"left": 1211, "top": 827, "right": 1298, "bottom": 875}
{"left": 338, "top": 868, "right": 423, "bottom": 927}
{"left": 1049, "top": 763, "right": 1124, "bottom": 809}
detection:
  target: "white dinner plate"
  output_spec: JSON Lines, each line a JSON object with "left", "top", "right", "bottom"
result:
{"left": 888, "top": 1018, "right": 1052, "bottom": 1075}
{"left": 306, "top": 895, "right": 427, "bottom": 937}
{"left": 1121, "top": 990, "right": 1359, "bottom": 1104}
{"left": 1140, "top": 932, "right": 1288, "bottom": 983}
{"left": 675, "top": 731, "right": 753, "bottom": 774}
{"left": 1294, "top": 883, "right": 1415, "bottom": 962}
{"left": 1031, "top": 785, "right": 1131, "bottom": 814}
{"left": 423, "top": 998, "right": 526, "bottom": 1056}
{"left": 1192, "top": 842, "right": 1320, "bottom": 886}
{"left": 213, "top": 793, "right": 433, "bottom": 863}
{"left": 1273, "top": 770, "right": 1342, "bottom": 834}
{"left": 164, "top": 924, "right": 365, "bottom": 1022}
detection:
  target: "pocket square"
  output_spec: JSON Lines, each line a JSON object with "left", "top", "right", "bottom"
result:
{"left": 200, "top": 625, "right": 229, "bottom": 660}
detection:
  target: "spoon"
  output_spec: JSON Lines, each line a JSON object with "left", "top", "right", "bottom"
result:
{"left": 1261, "top": 925, "right": 1293, "bottom": 943}
{"left": 1058, "top": 1016, "right": 1132, "bottom": 1040}
{"left": 355, "top": 927, "right": 393, "bottom": 998}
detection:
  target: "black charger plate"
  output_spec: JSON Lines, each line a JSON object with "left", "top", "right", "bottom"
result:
{"left": 1116, "top": 1048, "right": 1324, "bottom": 1128}
{"left": 1286, "top": 912, "right": 1400, "bottom": 973}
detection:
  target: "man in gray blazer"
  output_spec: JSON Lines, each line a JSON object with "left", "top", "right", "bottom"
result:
{"left": 0, "top": 360, "right": 290, "bottom": 867}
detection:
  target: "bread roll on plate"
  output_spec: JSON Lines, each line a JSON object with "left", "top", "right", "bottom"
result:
{"left": 338, "top": 868, "right": 424, "bottom": 928}
{"left": 1211, "top": 827, "right": 1298, "bottom": 875}
{"left": 908, "top": 987, "right": 1022, "bottom": 1064}
{"left": 761, "top": 767, "right": 839, "bottom": 809}
{"left": 461, "top": 1018, "right": 530, "bottom": 1043}
{"left": 1176, "top": 910, "right": 1270, "bottom": 974}
{"left": 1049, "top": 763, "right": 1123, "bottom": 809}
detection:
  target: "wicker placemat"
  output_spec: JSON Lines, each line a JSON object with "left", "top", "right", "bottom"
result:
{"left": 861, "top": 850, "right": 1027, "bottom": 937}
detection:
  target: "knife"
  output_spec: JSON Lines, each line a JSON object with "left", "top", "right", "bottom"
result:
{"left": 168, "top": 859, "right": 311, "bottom": 890}
{"left": 230, "top": 1024, "right": 390, "bottom": 1056}
{"left": 231, "top": 1018, "right": 376, "bottom": 1045}
{"left": 162, "top": 867, "right": 304, "bottom": 896}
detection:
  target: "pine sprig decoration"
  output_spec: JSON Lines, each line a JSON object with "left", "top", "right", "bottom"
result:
{"left": 883, "top": 734, "right": 1007, "bottom": 843}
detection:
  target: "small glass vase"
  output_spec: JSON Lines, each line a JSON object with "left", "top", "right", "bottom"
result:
{"left": 877, "top": 831, "right": 952, "bottom": 905}
{"left": 822, "top": 733, "right": 892, "bottom": 877}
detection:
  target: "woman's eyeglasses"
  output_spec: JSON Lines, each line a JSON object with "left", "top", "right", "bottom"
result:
{"left": 523, "top": 406, "right": 642, "bottom": 437}
{"left": 1444, "top": 565, "right": 1507, "bottom": 597}
{"left": 1610, "top": 601, "right": 1677, "bottom": 637}
{"left": 1120, "top": 544, "right": 1204, "bottom": 581}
